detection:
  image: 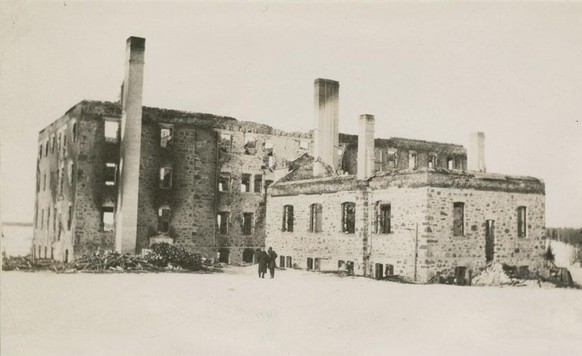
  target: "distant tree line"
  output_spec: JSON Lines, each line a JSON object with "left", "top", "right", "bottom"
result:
{"left": 546, "top": 228, "right": 582, "bottom": 246}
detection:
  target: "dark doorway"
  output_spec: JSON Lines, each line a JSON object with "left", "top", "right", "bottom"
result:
{"left": 454, "top": 266, "right": 467, "bottom": 286}
{"left": 242, "top": 248, "right": 254, "bottom": 263}
{"left": 307, "top": 257, "right": 314, "bottom": 270}
{"left": 485, "top": 220, "right": 495, "bottom": 263}
{"left": 279, "top": 256, "right": 285, "bottom": 268}
{"left": 286, "top": 256, "right": 292, "bottom": 269}
{"left": 375, "top": 263, "right": 384, "bottom": 280}
{"left": 218, "top": 248, "right": 230, "bottom": 264}
{"left": 314, "top": 258, "right": 320, "bottom": 271}
{"left": 65, "top": 249, "right": 69, "bottom": 263}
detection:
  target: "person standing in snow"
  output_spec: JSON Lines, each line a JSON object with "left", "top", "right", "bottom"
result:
{"left": 256, "top": 247, "right": 269, "bottom": 278}
{"left": 267, "top": 247, "right": 278, "bottom": 279}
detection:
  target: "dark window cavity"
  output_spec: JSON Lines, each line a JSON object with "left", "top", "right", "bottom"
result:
{"left": 159, "top": 167, "right": 173, "bottom": 189}
{"left": 309, "top": 203, "right": 323, "bottom": 233}
{"left": 242, "top": 212, "right": 253, "bottom": 235}
{"left": 217, "top": 212, "right": 229, "bottom": 234}
{"left": 453, "top": 202, "right": 465, "bottom": 236}
{"left": 282, "top": 205, "right": 294, "bottom": 232}
{"left": 341, "top": 202, "right": 356, "bottom": 234}
{"left": 517, "top": 206, "right": 527, "bottom": 238}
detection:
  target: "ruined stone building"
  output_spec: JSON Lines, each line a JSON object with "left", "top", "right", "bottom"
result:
{"left": 266, "top": 81, "right": 546, "bottom": 283}
{"left": 32, "top": 37, "right": 545, "bottom": 280}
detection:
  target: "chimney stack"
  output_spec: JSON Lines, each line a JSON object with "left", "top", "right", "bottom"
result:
{"left": 116, "top": 36, "right": 145, "bottom": 254}
{"left": 313, "top": 78, "right": 339, "bottom": 176}
{"left": 468, "top": 132, "right": 486, "bottom": 172}
{"left": 357, "top": 114, "right": 375, "bottom": 180}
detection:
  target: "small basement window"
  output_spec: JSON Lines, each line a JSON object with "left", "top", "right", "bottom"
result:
{"left": 453, "top": 202, "right": 465, "bottom": 236}
{"left": 160, "top": 126, "right": 174, "bottom": 148}
{"left": 242, "top": 212, "right": 253, "bottom": 235}
{"left": 104, "top": 121, "right": 119, "bottom": 143}
{"left": 241, "top": 174, "right": 251, "bottom": 193}
{"left": 104, "top": 163, "right": 117, "bottom": 185}
{"left": 282, "top": 205, "right": 294, "bottom": 232}
{"left": 101, "top": 207, "right": 114, "bottom": 232}
{"left": 342, "top": 202, "right": 356, "bottom": 234}
{"left": 158, "top": 206, "right": 171, "bottom": 233}
{"left": 159, "top": 168, "right": 173, "bottom": 189}
{"left": 217, "top": 212, "right": 229, "bottom": 234}
{"left": 517, "top": 206, "right": 527, "bottom": 238}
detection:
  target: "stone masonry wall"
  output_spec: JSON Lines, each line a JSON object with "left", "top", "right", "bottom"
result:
{"left": 422, "top": 187, "right": 545, "bottom": 281}
{"left": 136, "top": 122, "right": 217, "bottom": 258}
{"left": 266, "top": 190, "right": 369, "bottom": 275}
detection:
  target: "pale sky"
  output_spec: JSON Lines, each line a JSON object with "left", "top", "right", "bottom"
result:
{"left": 1, "top": 1, "right": 581, "bottom": 227}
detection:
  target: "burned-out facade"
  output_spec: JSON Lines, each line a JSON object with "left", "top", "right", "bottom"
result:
{"left": 33, "top": 37, "right": 546, "bottom": 279}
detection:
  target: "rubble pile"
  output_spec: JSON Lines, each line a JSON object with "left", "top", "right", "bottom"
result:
{"left": 69, "top": 250, "right": 161, "bottom": 272}
{"left": 471, "top": 263, "right": 515, "bottom": 286}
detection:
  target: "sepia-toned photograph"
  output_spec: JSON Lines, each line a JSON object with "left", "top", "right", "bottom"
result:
{"left": 1, "top": 1, "right": 581, "bottom": 355}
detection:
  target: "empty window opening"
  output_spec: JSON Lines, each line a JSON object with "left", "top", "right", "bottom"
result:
{"left": 485, "top": 219, "right": 495, "bottom": 263}
{"left": 59, "top": 168, "right": 64, "bottom": 194}
{"left": 374, "top": 149, "right": 383, "bottom": 164}
{"left": 385, "top": 148, "right": 397, "bottom": 168}
{"left": 65, "top": 249, "right": 69, "bottom": 263}
{"left": 67, "top": 206, "right": 72, "bottom": 231}
{"left": 45, "top": 141, "right": 49, "bottom": 156}
{"left": 286, "top": 256, "right": 292, "bottom": 269}
{"left": 105, "top": 163, "right": 117, "bottom": 186}
{"left": 101, "top": 207, "right": 114, "bottom": 232}
{"left": 375, "top": 263, "right": 384, "bottom": 280}
{"left": 218, "top": 174, "right": 231, "bottom": 192}
{"left": 244, "top": 134, "right": 256, "bottom": 155}
{"left": 73, "top": 123, "right": 77, "bottom": 142}
{"left": 447, "top": 158, "right": 455, "bottom": 170}
{"left": 517, "top": 206, "right": 527, "bottom": 238}
{"left": 241, "top": 174, "right": 251, "bottom": 193}
{"left": 160, "top": 126, "right": 174, "bottom": 148}
{"left": 377, "top": 203, "right": 391, "bottom": 234}
{"left": 217, "top": 212, "right": 229, "bottom": 234}
{"left": 219, "top": 133, "right": 232, "bottom": 153}
{"left": 51, "top": 247, "right": 54, "bottom": 260}
{"left": 453, "top": 202, "right": 465, "bottom": 236}
{"left": 218, "top": 248, "right": 230, "bottom": 264}
{"left": 408, "top": 151, "right": 417, "bottom": 169}
{"left": 342, "top": 202, "right": 356, "bottom": 234}
{"left": 158, "top": 206, "right": 171, "bottom": 233}
{"left": 51, "top": 136, "right": 56, "bottom": 154}
{"left": 53, "top": 207, "right": 57, "bottom": 233}
{"left": 104, "top": 121, "right": 119, "bottom": 142}
{"left": 279, "top": 255, "right": 286, "bottom": 268}
{"left": 58, "top": 134, "right": 61, "bottom": 154}
{"left": 159, "top": 167, "right": 173, "bottom": 189}
{"left": 47, "top": 209, "right": 51, "bottom": 231}
{"left": 39, "top": 144, "right": 43, "bottom": 159}
{"left": 428, "top": 154, "right": 437, "bottom": 169}
{"left": 309, "top": 203, "right": 323, "bottom": 233}
{"left": 242, "top": 248, "right": 255, "bottom": 263}
{"left": 68, "top": 162, "right": 75, "bottom": 184}
{"left": 307, "top": 257, "right": 314, "bottom": 270}
{"left": 282, "top": 205, "right": 294, "bottom": 232}
{"left": 43, "top": 173, "right": 47, "bottom": 191}
{"left": 300, "top": 140, "right": 309, "bottom": 150}
{"left": 385, "top": 264, "right": 394, "bottom": 276}
{"left": 41, "top": 209, "right": 44, "bottom": 229}
{"left": 63, "top": 135, "right": 67, "bottom": 156}
{"left": 242, "top": 213, "right": 253, "bottom": 235}
{"left": 454, "top": 266, "right": 468, "bottom": 286}
{"left": 254, "top": 175, "right": 262, "bottom": 193}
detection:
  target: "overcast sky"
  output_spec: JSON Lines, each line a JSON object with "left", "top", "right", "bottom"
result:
{"left": 1, "top": 1, "right": 581, "bottom": 227}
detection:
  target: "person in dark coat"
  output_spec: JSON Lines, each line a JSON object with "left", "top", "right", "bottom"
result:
{"left": 256, "top": 247, "right": 269, "bottom": 278}
{"left": 267, "top": 247, "right": 278, "bottom": 279}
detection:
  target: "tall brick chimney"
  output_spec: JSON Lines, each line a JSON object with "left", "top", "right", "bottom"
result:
{"left": 468, "top": 132, "right": 486, "bottom": 172}
{"left": 357, "top": 114, "right": 375, "bottom": 180}
{"left": 116, "top": 36, "right": 145, "bottom": 254}
{"left": 313, "top": 78, "right": 339, "bottom": 177}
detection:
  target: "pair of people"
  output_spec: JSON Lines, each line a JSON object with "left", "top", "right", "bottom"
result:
{"left": 256, "top": 247, "right": 277, "bottom": 278}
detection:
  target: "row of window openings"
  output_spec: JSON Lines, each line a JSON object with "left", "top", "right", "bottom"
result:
{"left": 39, "top": 163, "right": 75, "bottom": 193}
{"left": 453, "top": 203, "right": 527, "bottom": 237}
{"left": 39, "top": 124, "right": 77, "bottom": 159}
{"left": 219, "top": 174, "right": 273, "bottom": 193}
{"left": 406, "top": 152, "right": 461, "bottom": 170}
{"left": 36, "top": 206, "right": 73, "bottom": 235}
{"left": 216, "top": 212, "right": 254, "bottom": 235}
{"left": 220, "top": 133, "right": 309, "bottom": 155}
{"left": 281, "top": 203, "right": 528, "bottom": 238}
{"left": 32, "top": 245, "right": 69, "bottom": 262}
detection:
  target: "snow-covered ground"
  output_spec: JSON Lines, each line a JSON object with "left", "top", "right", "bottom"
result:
{"left": 2, "top": 266, "right": 581, "bottom": 356}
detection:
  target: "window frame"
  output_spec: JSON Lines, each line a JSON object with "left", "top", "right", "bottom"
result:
{"left": 309, "top": 203, "right": 323, "bottom": 233}
{"left": 159, "top": 167, "right": 173, "bottom": 189}
{"left": 453, "top": 202, "right": 465, "bottom": 237}
{"left": 282, "top": 205, "right": 294, "bottom": 232}
{"left": 341, "top": 202, "right": 356, "bottom": 234}
{"left": 517, "top": 206, "right": 527, "bottom": 238}
{"left": 376, "top": 203, "right": 392, "bottom": 234}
